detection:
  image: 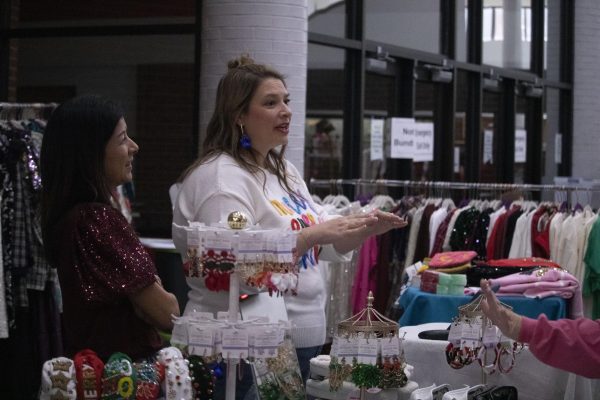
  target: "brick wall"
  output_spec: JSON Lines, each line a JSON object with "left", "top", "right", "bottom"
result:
{"left": 135, "top": 63, "right": 195, "bottom": 237}
{"left": 200, "top": 0, "right": 307, "bottom": 174}
{"left": 7, "top": 0, "right": 20, "bottom": 101}
{"left": 572, "top": 0, "right": 600, "bottom": 179}
{"left": 19, "top": 0, "right": 194, "bottom": 21}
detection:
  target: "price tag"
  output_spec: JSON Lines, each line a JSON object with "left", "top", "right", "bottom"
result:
{"left": 170, "top": 321, "right": 189, "bottom": 347}
{"left": 187, "top": 227, "right": 201, "bottom": 248}
{"left": 380, "top": 336, "right": 400, "bottom": 357}
{"left": 461, "top": 319, "right": 482, "bottom": 349}
{"left": 337, "top": 337, "right": 358, "bottom": 359}
{"left": 357, "top": 338, "right": 378, "bottom": 365}
{"left": 204, "top": 231, "right": 233, "bottom": 253}
{"left": 447, "top": 322, "right": 463, "bottom": 345}
{"left": 188, "top": 311, "right": 214, "bottom": 321}
{"left": 187, "top": 325, "right": 215, "bottom": 356}
{"left": 221, "top": 328, "right": 249, "bottom": 359}
{"left": 253, "top": 328, "right": 281, "bottom": 358}
{"left": 238, "top": 232, "right": 263, "bottom": 258}
{"left": 276, "top": 233, "right": 295, "bottom": 263}
{"left": 482, "top": 325, "right": 501, "bottom": 347}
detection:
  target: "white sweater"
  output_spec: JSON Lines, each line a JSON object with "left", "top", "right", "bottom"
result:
{"left": 172, "top": 153, "right": 349, "bottom": 348}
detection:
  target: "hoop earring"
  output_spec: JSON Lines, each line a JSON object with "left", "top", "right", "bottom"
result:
{"left": 239, "top": 124, "right": 251, "bottom": 149}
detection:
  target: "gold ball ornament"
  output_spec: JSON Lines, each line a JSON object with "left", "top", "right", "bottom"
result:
{"left": 227, "top": 211, "right": 248, "bottom": 230}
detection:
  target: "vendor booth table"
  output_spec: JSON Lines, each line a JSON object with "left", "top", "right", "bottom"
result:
{"left": 399, "top": 323, "right": 598, "bottom": 400}
{"left": 398, "top": 287, "right": 567, "bottom": 326}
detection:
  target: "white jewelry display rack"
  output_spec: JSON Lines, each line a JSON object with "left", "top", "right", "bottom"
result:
{"left": 173, "top": 214, "right": 299, "bottom": 400}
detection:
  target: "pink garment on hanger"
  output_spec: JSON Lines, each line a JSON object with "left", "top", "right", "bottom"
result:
{"left": 351, "top": 235, "right": 379, "bottom": 314}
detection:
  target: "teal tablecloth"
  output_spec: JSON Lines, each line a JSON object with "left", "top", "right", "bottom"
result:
{"left": 398, "top": 286, "right": 567, "bottom": 326}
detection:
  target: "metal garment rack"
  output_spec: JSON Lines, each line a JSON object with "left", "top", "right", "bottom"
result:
{"left": 309, "top": 178, "right": 596, "bottom": 193}
{"left": 309, "top": 178, "right": 600, "bottom": 202}
{"left": 0, "top": 102, "right": 57, "bottom": 120}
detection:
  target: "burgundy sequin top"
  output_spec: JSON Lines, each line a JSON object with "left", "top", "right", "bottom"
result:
{"left": 55, "top": 203, "right": 162, "bottom": 360}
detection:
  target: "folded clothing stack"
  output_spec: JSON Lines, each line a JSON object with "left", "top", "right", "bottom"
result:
{"left": 466, "top": 257, "right": 561, "bottom": 286}
{"left": 420, "top": 270, "right": 440, "bottom": 293}
{"left": 436, "top": 273, "right": 467, "bottom": 296}
{"left": 421, "top": 270, "right": 466, "bottom": 295}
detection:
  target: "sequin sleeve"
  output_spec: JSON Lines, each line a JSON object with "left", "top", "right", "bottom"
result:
{"left": 66, "top": 203, "right": 157, "bottom": 303}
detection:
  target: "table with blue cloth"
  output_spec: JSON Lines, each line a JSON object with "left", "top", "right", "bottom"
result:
{"left": 398, "top": 286, "right": 567, "bottom": 326}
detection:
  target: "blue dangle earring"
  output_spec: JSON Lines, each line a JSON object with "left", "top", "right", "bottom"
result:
{"left": 239, "top": 124, "right": 252, "bottom": 149}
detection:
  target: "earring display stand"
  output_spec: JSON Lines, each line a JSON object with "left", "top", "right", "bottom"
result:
{"left": 456, "top": 293, "right": 514, "bottom": 385}
{"left": 173, "top": 214, "right": 302, "bottom": 400}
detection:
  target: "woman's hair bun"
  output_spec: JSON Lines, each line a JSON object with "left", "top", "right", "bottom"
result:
{"left": 228, "top": 54, "right": 255, "bottom": 70}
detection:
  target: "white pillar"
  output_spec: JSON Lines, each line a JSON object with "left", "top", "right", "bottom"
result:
{"left": 200, "top": 0, "right": 308, "bottom": 174}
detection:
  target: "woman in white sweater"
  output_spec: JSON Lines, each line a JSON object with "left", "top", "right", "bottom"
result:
{"left": 172, "top": 55, "right": 406, "bottom": 391}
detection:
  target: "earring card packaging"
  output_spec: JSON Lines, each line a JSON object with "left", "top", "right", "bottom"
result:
{"left": 179, "top": 222, "right": 300, "bottom": 295}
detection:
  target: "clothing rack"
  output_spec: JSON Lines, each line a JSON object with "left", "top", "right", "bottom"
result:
{"left": 0, "top": 102, "right": 57, "bottom": 120}
{"left": 310, "top": 178, "right": 600, "bottom": 206}
{"left": 309, "top": 178, "right": 600, "bottom": 194}
{"left": 0, "top": 102, "right": 60, "bottom": 399}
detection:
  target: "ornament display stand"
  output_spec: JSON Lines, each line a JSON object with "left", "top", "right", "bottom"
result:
{"left": 337, "top": 291, "right": 399, "bottom": 400}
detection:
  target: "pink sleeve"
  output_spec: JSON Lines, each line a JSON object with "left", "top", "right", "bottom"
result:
{"left": 519, "top": 315, "right": 600, "bottom": 378}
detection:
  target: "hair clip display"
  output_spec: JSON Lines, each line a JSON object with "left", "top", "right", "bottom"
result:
{"left": 40, "top": 357, "right": 77, "bottom": 400}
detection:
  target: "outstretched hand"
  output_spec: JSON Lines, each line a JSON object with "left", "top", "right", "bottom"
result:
{"left": 302, "top": 213, "right": 380, "bottom": 247}
{"left": 363, "top": 209, "right": 408, "bottom": 236}
{"left": 299, "top": 210, "right": 407, "bottom": 255}
{"left": 480, "top": 279, "right": 522, "bottom": 341}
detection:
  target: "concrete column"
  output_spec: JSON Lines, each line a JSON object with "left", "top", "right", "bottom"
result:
{"left": 503, "top": 0, "right": 523, "bottom": 69}
{"left": 572, "top": 0, "right": 600, "bottom": 179}
{"left": 200, "top": 0, "right": 308, "bottom": 174}
{"left": 455, "top": 0, "right": 467, "bottom": 62}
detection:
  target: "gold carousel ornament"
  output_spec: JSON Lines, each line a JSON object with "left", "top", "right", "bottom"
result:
{"left": 227, "top": 211, "right": 248, "bottom": 230}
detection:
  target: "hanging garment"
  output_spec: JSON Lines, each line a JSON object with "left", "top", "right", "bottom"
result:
{"left": 583, "top": 218, "right": 600, "bottom": 319}
{"left": 352, "top": 235, "right": 379, "bottom": 314}
{"left": 0, "top": 189, "right": 6, "bottom": 338}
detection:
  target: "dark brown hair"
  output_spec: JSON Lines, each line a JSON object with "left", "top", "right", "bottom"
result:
{"left": 179, "top": 55, "right": 295, "bottom": 192}
{"left": 40, "top": 94, "right": 124, "bottom": 264}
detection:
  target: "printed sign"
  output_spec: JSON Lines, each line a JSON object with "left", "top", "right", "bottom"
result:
{"left": 413, "top": 122, "right": 434, "bottom": 162}
{"left": 389, "top": 118, "right": 415, "bottom": 159}
{"left": 515, "top": 129, "right": 527, "bottom": 163}
{"left": 370, "top": 119, "right": 384, "bottom": 161}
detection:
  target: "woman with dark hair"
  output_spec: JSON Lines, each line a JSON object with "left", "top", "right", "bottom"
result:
{"left": 41, "top": 94, "right": 180, "bottom": 360}
{"left": 172, "top": 55, "right": 407, "bottom": 391}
